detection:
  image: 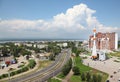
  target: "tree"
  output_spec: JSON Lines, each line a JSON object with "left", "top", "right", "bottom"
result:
{"left": 72, "top": 47, "right": 77, "bottom": 53}
{"left": 34, "top": 48, "right": 40, "bottom": 53}
{"left": 62, "top": 59, "right": 72, "bottom": 76}
{"left": 97, "top": 74, "right": 102, "bottom": 82}
{"left": 118, "top": 41, "right": 120, "bottom": 48}
{"left": 1, "top": 46, "right": 9, "bottom": 56}
{"left": 28, "top": 59, "right": 36, "bottom": 69}
{"left": 92, "top": 74, "right": 97, "bottom": 82}
{"left": 49, "top": 54, "right": 55, "bottom": 61}
{"left": 72, "top": 66, "right": 80, "bottom": 75}
{"left": 21, "top": 49, "right": 31, "bottom": 56}
{"left": 62, "top": 65, "right": 70, "bottom": 75}
{"left": 76, "top": 50, "right": 80, "bottom": 57}
{"left": 81, "top": 73, "right": 86, "bottom": 81}
{"left": 86, "top": 72, "right": 91, "bottom": 82}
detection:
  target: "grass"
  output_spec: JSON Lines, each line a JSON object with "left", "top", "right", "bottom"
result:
{"left": 117, "top": 57, "right": 120, "bottom": 60}
{"left": 48, "top": 78, "right": 61, "bottom": 82}
{"left": 56, "top": 73, "right": 65, "bottom": 79}
{"left": 86, "top": 52, "right": 92, "bottom": 56}
{"left": 70, "top": 75, "right": 82, "bottom": 82}
{"left": 74, "top": 57, "right": 91, "bottom": 73}
{"left": 91, "top": 68, "right": 109, "bottom": 82}
{"left": 70, "top": 56, "right": 108, "bottom": 82}
{"left": 107, "top": 51, "right": 120, "bottom": 57}
{"left": 38, "top": 60, "right": 52, "bottom": 69}
{"left": 114, "top": 60, "right": 120, "bottom": 62}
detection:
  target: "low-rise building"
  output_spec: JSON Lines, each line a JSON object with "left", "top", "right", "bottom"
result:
{"left": 57, "top": 43, "right": 68, "bottom": 47}
{"left": 36, "top": 53, "right": 51, "bottom": 61}
{"left": 37, "top": 44, "right": 48, "bottom": 49}
{"left": 14, "top": 43, "right": 21, "bottom": 46}
{"left": 25, "top": 43, "right": 33, "bottom": 47}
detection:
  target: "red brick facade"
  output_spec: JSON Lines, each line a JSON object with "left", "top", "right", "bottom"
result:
{"left": 89, "top": 32, "right": 116, "bottom": 50}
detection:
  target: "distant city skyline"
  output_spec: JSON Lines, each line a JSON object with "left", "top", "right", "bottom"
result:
{"left": 0, "top": 0, "right": 120, "bottom": 39}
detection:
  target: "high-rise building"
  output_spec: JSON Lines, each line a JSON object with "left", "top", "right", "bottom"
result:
{"left": 89, "top": 32, "right": 118, "bottom": 51}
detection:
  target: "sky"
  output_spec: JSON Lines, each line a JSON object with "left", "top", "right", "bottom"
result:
{"left": 0, "top": 0, "right": 120, "bottom": 40}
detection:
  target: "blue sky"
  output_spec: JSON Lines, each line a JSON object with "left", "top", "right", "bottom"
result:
{"left": 0, "top": 0, "right": 120, "bottom": 39}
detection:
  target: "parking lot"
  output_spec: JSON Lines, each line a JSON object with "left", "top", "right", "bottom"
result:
{"left": 0, "top": 56, "right": 28, "bottom": 75}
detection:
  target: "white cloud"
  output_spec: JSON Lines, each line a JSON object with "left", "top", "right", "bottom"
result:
{"left": 0, "top": 3, "right": 119, "bottom": 39}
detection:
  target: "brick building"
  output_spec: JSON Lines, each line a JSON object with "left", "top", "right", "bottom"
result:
{"left": 89, "top": 32, "right": 118, "bottom": 50}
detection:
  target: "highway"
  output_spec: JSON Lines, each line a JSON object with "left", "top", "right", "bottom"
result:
{"left": 9, "top": 49, "right": 71, "bottom": 82}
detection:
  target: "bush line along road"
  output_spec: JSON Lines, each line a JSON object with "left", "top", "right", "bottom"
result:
{"left": 8, "top": 49, "right": 71, "bottom": 82}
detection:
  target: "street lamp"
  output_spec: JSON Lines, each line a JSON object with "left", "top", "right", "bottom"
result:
{"left": 8, "top": 71, "right": 11, "bottom": 82}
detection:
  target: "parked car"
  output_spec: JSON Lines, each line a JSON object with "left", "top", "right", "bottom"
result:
{"left": 118, "top": 78, "right": 120, "bottom": 82}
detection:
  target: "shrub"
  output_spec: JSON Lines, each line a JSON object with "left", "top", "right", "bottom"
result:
{"left": 1, "top": 74, "right": 8, "bottom": 78}
{"left": 0, "top": 75, "right": 3, "bottom": 79}
{"left": 21, "top": 67, "right": 29, "bottom": 72}
{"left": 10, "top": 71, "right": 16, "bottom": 76}
{"left": 16, "top": 69, "right": 22, "bottom": 74}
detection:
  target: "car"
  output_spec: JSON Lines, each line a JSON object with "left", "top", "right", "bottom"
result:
{"left": 106, "top": 80, "right": 109, "bottom": 82}
{"left": 118, "top": 78, "right": 120, "bottom": 82}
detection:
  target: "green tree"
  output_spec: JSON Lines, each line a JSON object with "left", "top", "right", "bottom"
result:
{"left": 72, "top": 66, "right": 80, "bottom": 75}
{"left": 86, "top": 72, "right": 91, "bottom": 82}
{"left": 1, "top": 46, "right": 9, "bottom": 56}
{"left": 34, "top": 48, "right": 40, "bottom": 53}
{"left": 21, "top": 49, "right": 31, "bottom": 56}
{"left": 92, "top": 74, "right": 97, "bottom": 82}
{"left": 118, "top": 41, "right": 120, "bottom": 48}
{"left": 81, "top": 73, "right": 86, "bottom": 81}
{"left": 72, "top": 47, "right": 77, "bottom": 53}
{"left": 97, "top": 74, "right": 102, "bottom": 82}
{"left": 62, "top": 65, "right": 70, "bottom": 75}
{"left": 76, "top": 50, "right": 80, "bottom": 57}
{"left": 49, "top": 54, "right": 55, "bottom": 61}
{"left": 28, "top": 59, "right": 36, "bottom": 69}
{"left": 62, "top": 59, "right": 72, "bottom": 76}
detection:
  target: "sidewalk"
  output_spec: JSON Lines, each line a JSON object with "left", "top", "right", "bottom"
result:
{"left": 62, "top": 69, "right": 74, "bottom": 82}
{"left": 83, "top": 56, "right": 120, "bottom": 82}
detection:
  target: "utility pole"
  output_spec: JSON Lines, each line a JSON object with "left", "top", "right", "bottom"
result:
{"left": 8, "top": 71, "right": 11, "bottom": 82}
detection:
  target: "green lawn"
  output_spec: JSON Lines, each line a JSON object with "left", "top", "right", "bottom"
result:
{"left": 70, "top": 75, "right": 82, "bottom": 82}
{"left": 38, "top": 60, "right": 52, "bottom": 69}
{"left": 74, "top": 57, "right": 91, "bottom": 73}
{"left": 107, "top": 51, "right": 120, "bottom": 57}
{"left": 70, "top": 57, "right": 108, "bottom": 82}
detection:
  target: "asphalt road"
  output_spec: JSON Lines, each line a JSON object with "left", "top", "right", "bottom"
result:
{"left": 9, "top": 49, "right": 71, "bottom": 82}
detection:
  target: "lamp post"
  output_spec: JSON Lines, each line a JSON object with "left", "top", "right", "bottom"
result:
{"left": 8, "top": 70, "right": 11, "bottom": 82}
